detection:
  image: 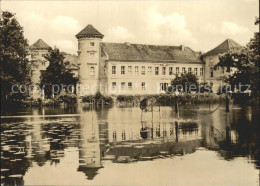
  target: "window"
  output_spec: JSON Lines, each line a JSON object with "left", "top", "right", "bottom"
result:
{"left": 90, "top": 67, "right": 95, "bottom": 77}
{"left": 121, "top": 66, "right": 125, "bottom": 75}
{"left": 112, "top": 66, "right": 116, "bottom": 75}
{"left": 113, "top": 131, "right": 117, "bottom": 141}
{"left": 210, "top": 82, "right": 213, "bottom": 87}
{"left": 160, "top": 83, "right": 168, "bottom": 92}
{"left": 209, "top": 58, "right": 214, "bottom": 65}
{"left": 162, "top": 67, "right": 166, "bottom": 75}
{"left": 221, "top": 67, "right": 225, "bottom": 74}
{"left": 176, "top": 67, "right": 179, "bottom": 75}
{"left": 141, "top": 66, "right": 145, "bottom": 75}
{"left": 148, "top": 66, "right": 152, "bottom": 74}
{"left": 182, "top": 67, "right": 186, "bottom": 74}
{"left": 128, "top": 66, "right": 132, "bottom": 74}
{"left": 135, "top": 66, "right": 139, "bottom": 75}
{"left": 169, "top": 67, "right": 173, "bottom": 75}
{"left": 155, "top": 67, "right": 159, "bottom": 75}
{"left": 90, "top": 42, "right": 94, "bottom": 46}
{"left": 194, "top": 68, "right": 198, "bottom": 76}
{"left": 31, "top": 70, "right": 36, "bottom": 77}
{"left": 200, "top": 68, "right": 204, "bottom": 76}
{"left": 112, "top": 82, "right": 116, "bottom": 90}
{"left": 128, "top": 82, "right": 132, "bottom": 90}
{"left": 210, "top": 67, "right": 214, "bottom": 77}
{"left": 121, "top": 82, "right": 125, "bottom": 90}
{"left": 141, "top": 82, "right": 145, "bottom": 90}
{"left": 90, "top": 52, "right": 95, "bottom": 58}
{"left": 122, "top": 131, "right": 126, "bottom": 141}
{"left": 188, "top": 67, "right": 192, "bottom": 73}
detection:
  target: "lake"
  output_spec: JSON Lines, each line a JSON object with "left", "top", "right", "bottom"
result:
{"left": 1, "top": 103, "right": 259, "bottom": 185}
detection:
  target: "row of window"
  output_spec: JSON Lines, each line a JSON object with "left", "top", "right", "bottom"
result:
{"left": 112, "top": 82, "right": 146, "bottom": 91}
{"left": 111, "top": 82, "right": 168, "bottom": 91}
{"left": 112, "top": 66, "right": 204, "bottom": 76}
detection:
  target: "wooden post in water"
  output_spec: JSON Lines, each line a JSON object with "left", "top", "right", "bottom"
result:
{"left": 175, "top": 121, "right": 179, "bottom": 142}
{"left": 151, "top": 105, "right": 154, "bottom": 140}
{"left": 226, "top": 95, "right": 230, "bottom": 112}
{"left": 174, "top": 100, "right": 178, "bottom": 114}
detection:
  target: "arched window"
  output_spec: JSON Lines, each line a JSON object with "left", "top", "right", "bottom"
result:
{"left": 90, "top": 67, "right": 95, "bottom": 77}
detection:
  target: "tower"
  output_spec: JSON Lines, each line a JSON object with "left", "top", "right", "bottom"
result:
{"left": 76, "top": 24, "right": 104, "bottom": 96}
{"left": 29, "top": 39, "right": 51, "bottom": 99}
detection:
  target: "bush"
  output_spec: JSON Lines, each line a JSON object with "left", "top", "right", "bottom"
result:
{"left": 82, "top": 92, "right": 114, "bottom": 105}
{"left": 58, "top": 94, "right": 77, "bottom": 104}
{"left": 116, "top": 93, "right": 224, "bottom": 106}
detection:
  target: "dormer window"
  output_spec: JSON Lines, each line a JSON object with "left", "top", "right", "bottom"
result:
{"left": 90, "top": 42, "right": 94, "bottom": 46}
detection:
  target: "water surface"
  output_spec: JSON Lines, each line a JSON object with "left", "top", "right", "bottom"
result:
{"left": 1, "top": 104, "right": 259, "bottom": 185}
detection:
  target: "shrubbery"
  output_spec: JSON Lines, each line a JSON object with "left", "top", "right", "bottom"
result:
{"left": 81, "top": 91, "right": 114, "bottom": 105}
{"left": 116, "top": 93, "right": 224, "bottom": 106}
{"left": 57, "top": 94, "right": 77, "bottom": 104}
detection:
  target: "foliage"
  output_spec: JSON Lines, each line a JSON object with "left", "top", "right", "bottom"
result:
{"left": 82, "top": 92, "right": 114, "bottom": 105}
{"left": 40, "top": 48, "right": 78, "bottom": 98}
{"left": 0, "top": 11, "right": 31, "bottom": 100}
{"left": 58, "top": 94, "right": 77, "bottom": 104}
{"left": 116, "top": 93, "right": 223, "bottom": 105}
{"left": 170, "top": 72, "right": 199, "bottom": 92}
{"left": 214, "top": 18, "right": 260, "bottom": 95}
{"left": 82, "top": 95, "right": 95, "bottom": 103}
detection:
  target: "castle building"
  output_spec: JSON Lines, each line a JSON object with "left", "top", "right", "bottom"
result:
{"left": 203, "top": 39, "right": 242, "bottom": 92}
{"left": 29, "top": 25, "right": 242, "bottom": 97}
{"left": 76, "top": 25, "right": 206, "bottom": 96}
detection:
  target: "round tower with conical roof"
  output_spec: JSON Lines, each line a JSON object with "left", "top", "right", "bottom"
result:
{"left": 76, "top": 24, "right": 104, "bottom": 96}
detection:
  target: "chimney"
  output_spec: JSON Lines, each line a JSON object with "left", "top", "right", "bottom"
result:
{"left": 180, "top": 45, "right": 185, "bottom": 51}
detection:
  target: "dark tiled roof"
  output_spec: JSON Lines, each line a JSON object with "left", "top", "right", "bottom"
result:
{"left": 63, "top": 53, "right": 79, "bottom": 69}
{"left": 76, "top": 24, "right": 104, "bottom": 39}
{"left": 204, "top": 39, "right": 242, "bottom": 56}
{"left": 30, "top": 39, "right": 51, "bottom": 50}
{"left": 101, "top": 42, "right": 203, "bottom": 63}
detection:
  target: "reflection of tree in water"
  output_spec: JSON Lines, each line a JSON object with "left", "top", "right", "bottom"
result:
{"left": 1, "top": 115, "right": 82, "bottom": 185}
{"left": 1, "top": 122, "right": 32, "bottom": 185}
{"left": 77, "top": 167, "right": 100, "bottom": 180}
{"left": 201, "top": 107, "right": 260, "bottom": 169}
{"left": 179, "top": 122, "right": 198, "bottom": 135}
{"left": 218, "top": 115, "right": 260, "bottom": 168}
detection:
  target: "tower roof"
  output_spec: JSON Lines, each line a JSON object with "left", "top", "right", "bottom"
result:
{"left": 30, "top": 39, "right": 51, "bottom": 50}
{"left": 76, "top": 24, "right": 104, "bottom": 39}
{"left": 204, "top": 39, "right": 242, "bottom": 56}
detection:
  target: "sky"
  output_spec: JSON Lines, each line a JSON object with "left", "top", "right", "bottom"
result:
{"left": 1, "top": 0, "right": 259, "bottom": 54}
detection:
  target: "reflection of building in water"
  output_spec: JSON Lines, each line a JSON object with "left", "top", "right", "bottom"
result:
{"left": 99, "top": 122, "right": 109, "bottom": 145}
{"left": 78, "top": 110, "right": 102, "bottom": 172}
{"left": 29, "top": 109, "right": 50, "bottom": 166}
{"left": 108, "top": 107, "right": 202, "bottom": 143}
{"left": 106, "top": 107, "right": 205, "bottom": 143}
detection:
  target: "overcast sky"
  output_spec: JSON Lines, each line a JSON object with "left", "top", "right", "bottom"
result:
{"left": 2, "top": 0, "right": 259, "bottom": 54}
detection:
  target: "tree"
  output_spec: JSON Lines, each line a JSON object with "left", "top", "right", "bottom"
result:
{"left": 0, "top": 11, "right": 30, "bottom": 100}
{"left": 170, "top": 72, "right": 199, "bottom": 93}
{"left": 214, "top": 18, "right": 259, "bottom": 95}
{"left": 40, "top": 48, "right": 78, "bottom": 98}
